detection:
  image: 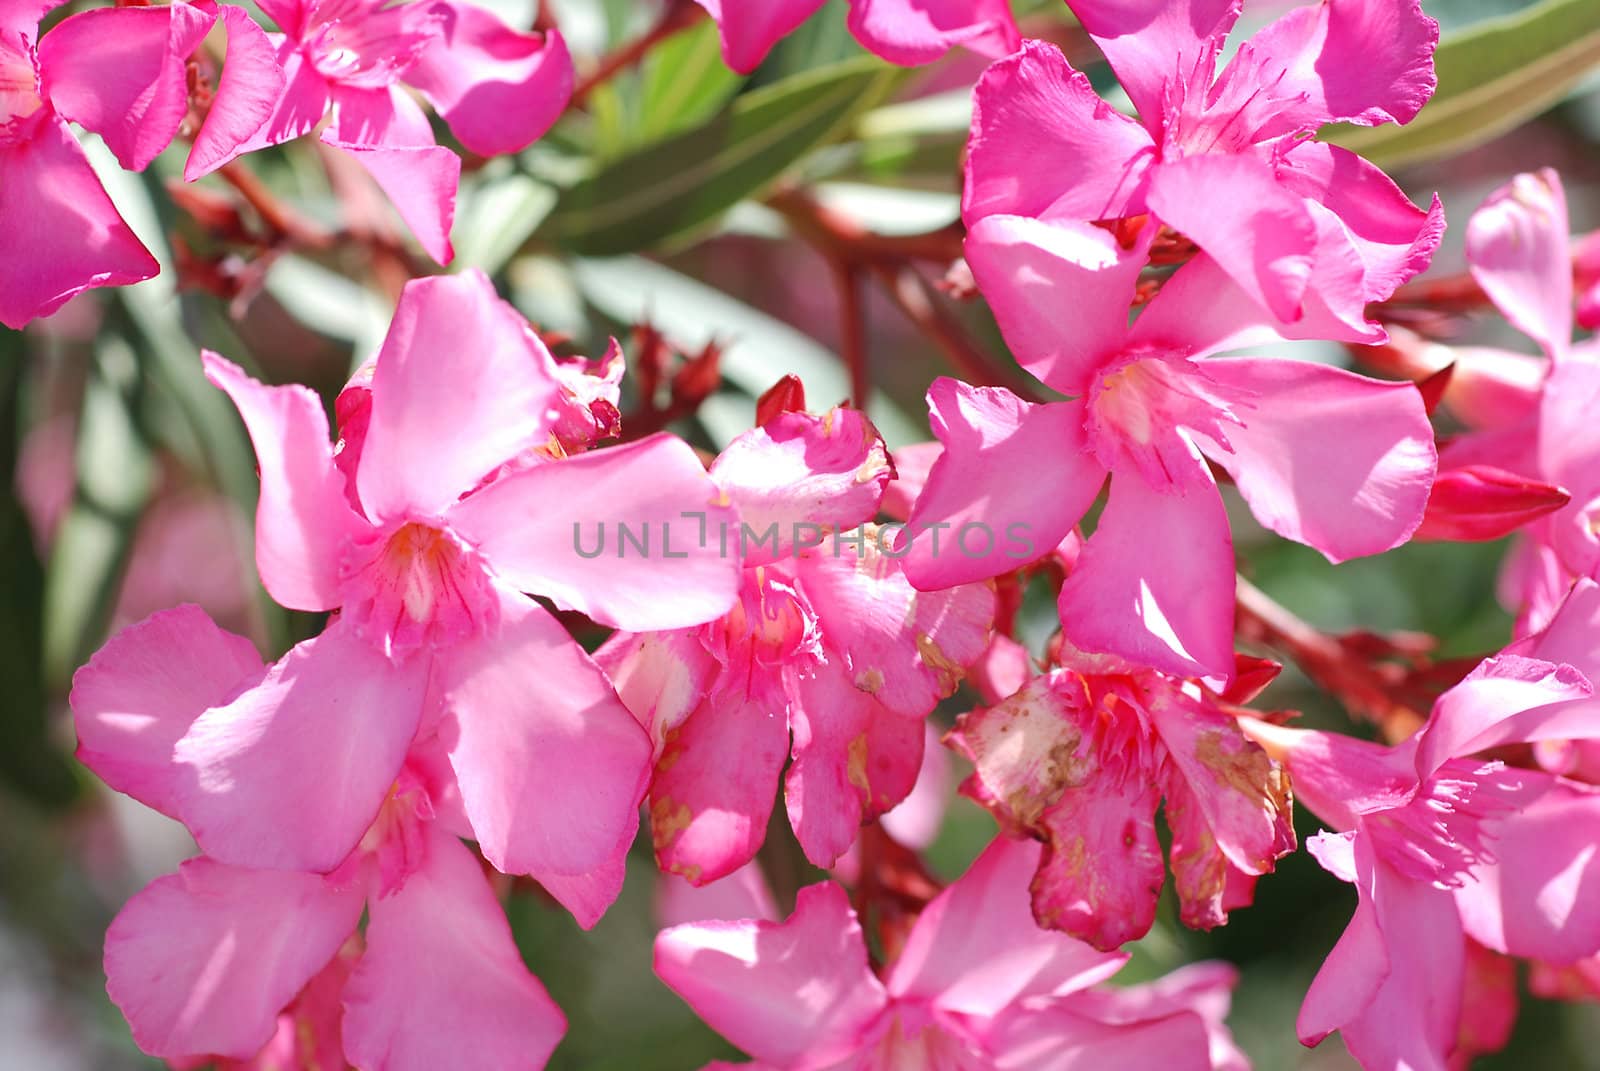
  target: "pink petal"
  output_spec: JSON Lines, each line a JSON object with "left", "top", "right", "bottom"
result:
{"left": 709, "top": 407, "right": 892, "bottom": 566}
{"left": 354, "top": 271, "right": 562, "bottom": 523}
{"left": 405, "top": 5, "right": 573, "bottom": 157}
{"left": 195, "top": 40, "right": 332, "bottom": 172}
{"left": 657, "top": 863, "right": 780, "bottom": 929}
{"left": 321, "top": 86, "right": 459, "bottom": 263}
{"left": 990, "top": 1006, "right": 1216, "bottom": 1071}
{"left": 343, "top": 828, "right": 566, "bottom": 1071}
{"left": 845, "top": 0, "right": 1020, "bottom": 66}
{"left": 1145, "top": 154, "right": 1318, "bottom": 325}
{"left": 649, "top": 669, "right": 791, "bottom": 885}
{"left": 71, "top": 605, "right": 264, "bottom": 820}
{"left": 255, "top": 0, "right": 307, "bottom": 37}
{"left": 793, "top": 537, "right": 994, "bottom": 719}
{"left": 1413, "top": 654, "right": 1595, "bottom": 779}
{"left": 1075, "top": 962, "right": 1249, "bottom": 1071}
{"left": 888, "top": 836, "right": 1129, "bottom": 1015}
{"left": 653, "top": 882, "right": 889, "bottom": 1068}
{"left": 1193, "top": 357, "right": 1436, "bottom": 563}
{"left": 595, "top": 627, "right": 721, "bottom": 753}
{"left": 173, "top": 617, "right": 429, "bottom": 873}
{"left": 1152, "top": 690, "right": 1293, "bottom": 928}
{"left": 1457, "top": 773, "right": 1600, "bottom": 963}
{"left": 439, "top": 594, "right": 651, "bottom": 878}
{"left": 186, "top": 5, "right": 287, "bottom": 181}
{"left": 1297, "top": 832, "right": 1387, "bottom": 1045}
{"left": 0, "top": 120, "right": 158, "bottom": 328}
{"left": 203, "top": 352, "right": 367, "bottom": 612}
{"left": 878, "top": 721, "right": 950, "bottom": 850}
{"left": 1277, "top": 142, "right": 1445, "bottom": 303}
{"left": 539, "top": 856, "right": 628, "bottom": 930}
{"left": 1063, "top": 0, "right": 1239, "bottom": 132}
{"left": 104, "top": 859, "right": 364, "bottom": 1060}
{"left": 964, "top": 214, "right": 1147, "bottom": 395}
{"left": 783, "top": 657, "right": 883, "bottom": 868}
{"left": 1414, "top": 464, "right": 1569, "bottom": 543}
{"left": 38, "top": 3, "right": 214, "bottom": 171}
{"left": 1514, "top": 577, "right": 1600, "bottom": 678}
{"left": 880, "top": 441, "right": 941, "bottom": 521}
{"left": 901, "top": 380, "right": 1105, "bottom": 589}
{"left": 1058, "top": 458, "right": 1235, "bottom": 681}
{"left": 692, "top": 0, "right": 828, "bottom": 74}
{"left": 1466, "top": 168, "right": 1574, "bottom": 361}
{"left": 963, "top": 40, "right": 1154, "bottom": 224}
{"left": 448, "top": 432, "right": 741, "bottom": 631}
{"left": 1228, "top": 0, "right": 1438, "bottom": 130}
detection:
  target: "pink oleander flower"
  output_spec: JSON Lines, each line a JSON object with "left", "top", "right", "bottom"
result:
{"left": 693, "top": 0, "right": 1019, "bottom": 74}
{"left": 196, "top": 0, "right": 574, "bottom": 262}
{"left": 964, "top": 0, "right": 1445, "bottom": 338}
{"left": 903, "top": 216, "right": 1435, "bottom": 679}
{"left": 948, "top": 642, "right": 1293, "bottom": 950}
{"left": 114, "top": 270, "right": 739, "bottom": 888}
{"left": 655, "top": 835, "right": 1249, "bottom": 1070}
{"left": 1244, "top": 581, "right": 1600, "bottom": 1070}
{"left": 0, "top": 0, "right": 279, "bottom": 327}
{"left": 1419, "top": 169, "right": 1600, "bottom": 631}
{"left": 597, "top": 404, "right": 994, "bottom": 883}
{"left": 76, "top": 606, "right": 572, "bottom": 1070}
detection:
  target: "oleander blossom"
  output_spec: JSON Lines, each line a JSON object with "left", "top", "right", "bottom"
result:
{"left": 76, "top": 606, "right": 569, "bottom": 1070}
{"left": 597, "top": 400, "right": 995, "bottom": 883}
{"left": 1245, "top": 580, "right": 1600, "bottom": 1069}
{"left": 0, "top": 0, "right": 280, "bottom": 326}
{"left": 964, "top": 0, "right": 1445, "bottom": 338}
{"left": 903, "top": 216, "right": 1436, "bottom": 679}
{"left": 693, "top": 0, "right": 1019, "bottom": 74}
{"left": 1417, "top": 169, "right": 1600, "bottom": 631}
{"left": 195, "top": 0, "right": 575, "bottom": 262}
{"left": 949, "top": 642, "right": 1294, "bottom": 950}
{"left": 654, "top": 835, "right": 1250, "bottom": 1070}
{"left": 115, "top": 269, "right": 740, "bottom": 892}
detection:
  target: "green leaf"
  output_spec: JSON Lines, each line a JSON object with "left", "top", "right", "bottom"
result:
{"left": 42, "top": 334, "right": 155, "bottom": 691}
{"left": 1327, "top": 0, "right": 1600, "bottom": 169}
{"left": 542, "top": 57, "right": 906, "bottom": 256}
{"left": 634, "top": 18, "right": 747, "bottom": 146}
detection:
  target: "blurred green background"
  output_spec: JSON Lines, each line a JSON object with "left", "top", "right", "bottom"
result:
{"left": 4, "top": 0, "right": 1600, "bottom": 1067}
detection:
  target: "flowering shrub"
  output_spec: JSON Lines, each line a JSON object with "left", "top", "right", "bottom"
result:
{"left": 6, "top": 0, "right": 1600, "bottom": 1068}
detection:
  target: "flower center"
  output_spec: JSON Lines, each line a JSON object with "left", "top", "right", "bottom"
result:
{"left": 1364, "top": 760, "right": 1523, "bottom": 889}
{"left": 1083, "top": 352, "right": 1239, "bottom": 487}
{"left": 343, "top": 521, "right": 498, "bottom": 659}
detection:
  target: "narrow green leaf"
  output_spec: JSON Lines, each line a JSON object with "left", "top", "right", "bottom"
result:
{"left": 42, "top": 335, "right": 155, "bottom": 690}
{"left": 1327, "top": 0, "right": 1600, "bottom": 169}
{"left": 543, "top": 57, "right": 906, "bottom": 256}
{"left": 635, "top": 18, "right": 747, "bottom": 146}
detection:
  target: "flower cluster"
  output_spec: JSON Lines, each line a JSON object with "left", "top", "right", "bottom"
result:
{"left": 53, "top": 1, "right": 1600, "bottom": 1069}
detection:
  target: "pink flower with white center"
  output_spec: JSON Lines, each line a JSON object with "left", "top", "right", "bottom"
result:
{"left": 1417, "top": 170, "right": 1600, "bottom": 631}
{"left": 195, "top": 0, "right": 574, "bottom": 262}
{"left": 1243, "top": 584, "right": 1600, "bottom": 1070}
{"left": 948, "top": 642, "right": 1293, "bottom": 950}
{"left": 120, "top": 270, "right": 738, "bottom": 886}
{"left": 0, "top": 0, "right": 280, "bottom": 327}
{"left": 693, "top": 0, "right": 1019, "bottom": 74}
{"left": 597, "top": 404, "right": 994, "bottom": 883}
{"left": 904, "top": 216, "right": 1436, "bottom": 679}
{"left": 75, "top": 605, "right": 571, "bottom": 1070}
{"left": 964, "top": 0, "right": 1445, "bottom": 338}
{"left": 654, "top": 835, "right": 1249, "bottom": 1071}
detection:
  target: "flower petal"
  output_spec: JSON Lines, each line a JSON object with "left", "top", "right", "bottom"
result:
{"left": 783, "top": 657, "right": 881, "bottom": 868}
{"left": 964, "top": 40, "right": 1154, "bottom": 224}
{"left": 448, "top": 432, "right": 741, "bottom": 631}
{"left": 1194, "top": 357, "right": 1436, "bottom": 563}
{"left": 692, "top": 0, "right": 828, "bottom": 74}
{"left": 38, "top": 3, "right": 214, "bottom": 171}
{"left": 355, "top": 271, "right": 562, "bottom": 523}
{"left": 653, "top": 881, "right": 888, "bottom": 1069}
{"left": 965, "top": 214, "right": 1147, "bottom": 395}
{"left": 405, "top": 5, "right": 572, "bottom": 157}
{"left": 846, "top": 0, "right": 1020, "bottom": 66}
{"left": 1064, "top": 0, "right": 1238, "bottom": 132}
{"left": 901, "top": 380, "right": 1104, "bottom": 589}
{"left": 104, "top": 859, "right": 363, "bottom": 1060}
{"left": 173, "top": 617, "right": 429, "bottom": 873}
{"left": 185, "top": 5, "right": 287, "bottom": 181}
{"left": 343, "top": 828, "right": 566, "bottom": 1071}
{"left": 1466, "top": 168, "right": 1574, "bottom": 361}
{"left": 440, "top": 595, "right": 651, "bottom": 878}
{"left": 203, "top": 352, "right": 367, "bottom": 612}
{"left": 1058, "top": 456, "right": 1235, "bottom": 681}
{"left": 1414, "top": 654, "right": 1595, "bottom": 779}
{"left": 71, "top": 605, "right": 263, "bottom": 820}
{"left": 0, "top": 120, "right": 158, "bottom": 328}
